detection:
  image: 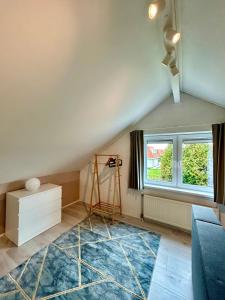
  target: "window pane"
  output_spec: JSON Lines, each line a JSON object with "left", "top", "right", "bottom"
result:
{"left": 146, "top": 141, "right": 173, "bottom": 182}
{"left": 181, "top": 141, "right": 213, "bottom": 188}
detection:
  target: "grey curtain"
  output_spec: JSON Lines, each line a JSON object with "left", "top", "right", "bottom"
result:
{"left": 129, "top": 130, "right": 144, "bottom": 190}
{"left": 212, "top": 123, "right": 225, "bottom": 204}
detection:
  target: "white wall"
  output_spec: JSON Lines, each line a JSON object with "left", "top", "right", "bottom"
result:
{"left": 136, "top": 93, "right": 225, "bottom": 133}
{"left": 80, "top": 93, "right": 225, "bottom": 218}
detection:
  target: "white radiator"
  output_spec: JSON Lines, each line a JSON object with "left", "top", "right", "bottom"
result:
{"left": 144, "top": 195, "right": 192, "bottom": 230}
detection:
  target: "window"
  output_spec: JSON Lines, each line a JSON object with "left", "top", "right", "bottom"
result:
{"left": 144, "top": 132, "right": 213, "bottom": 194}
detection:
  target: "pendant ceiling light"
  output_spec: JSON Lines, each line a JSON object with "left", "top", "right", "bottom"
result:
{"left": 148, "top": 0, "right": 165, "bottom": 20}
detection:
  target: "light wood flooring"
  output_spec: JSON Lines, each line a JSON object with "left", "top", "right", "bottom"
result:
{"left": 0, "top": 201, "right": 193, "bottom": 300}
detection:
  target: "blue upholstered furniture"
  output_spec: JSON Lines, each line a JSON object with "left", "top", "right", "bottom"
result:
{"left": 192, "top": 205, "right": 225, "bottom": 300}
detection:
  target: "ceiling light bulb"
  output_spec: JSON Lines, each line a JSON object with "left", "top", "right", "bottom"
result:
{"left": 165, "top": 28, "right": 181, "bottom": 44}
{"left": 149, "top": 4, "right": 158, "bottom": 19}
{"left": 148, "top": 0, "right": 165, "bottom": 20}
{"left": 172, "top": 32, "right": 181, "bottom": 44}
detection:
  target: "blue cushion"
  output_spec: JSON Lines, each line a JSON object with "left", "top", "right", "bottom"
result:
{"left": 195, "top": 220, "right": 225, "bottom": 300}
{"left": 192, "top": 205, "right": 221, "bottom": 225}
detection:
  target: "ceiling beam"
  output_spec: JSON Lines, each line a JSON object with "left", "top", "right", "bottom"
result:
{"left": 169, "top": 0, "right": 181, "bottom": 103}
{"left": 170, "top": 73, "right": 181, "bottom": 103}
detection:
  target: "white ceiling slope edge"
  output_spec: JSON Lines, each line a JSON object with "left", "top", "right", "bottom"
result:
{"left": 0, "top": 0, "right": 170, "bottom": 183}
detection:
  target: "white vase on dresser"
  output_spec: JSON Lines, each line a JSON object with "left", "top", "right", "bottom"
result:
{"left": 5, "top": 183, "right": 62, "bottom": 246}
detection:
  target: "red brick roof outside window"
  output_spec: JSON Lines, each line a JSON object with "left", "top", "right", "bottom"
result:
{"left": 147, "top": 146, "right": 164, "bottom": 159}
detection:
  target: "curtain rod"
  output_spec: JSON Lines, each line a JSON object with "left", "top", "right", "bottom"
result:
{"left": 141, "top": 123, "right": 214, "bottom": 131}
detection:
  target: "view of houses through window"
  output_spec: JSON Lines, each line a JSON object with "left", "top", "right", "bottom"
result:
{"left": 147, "top": 142, "right": 173, "bottom": 182}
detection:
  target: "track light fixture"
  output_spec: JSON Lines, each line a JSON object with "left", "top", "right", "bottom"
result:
{"left": 164, "top": 27, "right": 181, "bottom": 45}
{"left": 147, "top": 1, "right": 181, "bottom": 79}
{"left": 161, "top": 50, "right": 174, "bottom": 66}
{"left": 170, "top": 61, "right": 179, "bottom": 77}
{"left": 148, "top": 0, "right": 165, "bottom": 20}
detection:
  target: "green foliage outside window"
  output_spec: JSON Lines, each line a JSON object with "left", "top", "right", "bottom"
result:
{"left": 160, "top": 144, "right": 173, "bottom": 181}
{"left": 159, "top": 144, "right": 209, "bottom": 185}
{"left": 181, "top": 144, "right": 208, "bottom": 186}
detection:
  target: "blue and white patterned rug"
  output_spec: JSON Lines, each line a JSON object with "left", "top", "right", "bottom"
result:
{"left": 0, "top": 214, "right": 160, "bottom": 300}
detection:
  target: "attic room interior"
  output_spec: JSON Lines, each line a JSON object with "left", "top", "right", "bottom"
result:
{"left": 0, "top": 0, "right": 225, "bottom": 299}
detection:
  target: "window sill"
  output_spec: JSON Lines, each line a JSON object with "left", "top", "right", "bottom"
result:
{"left": 144, "top": 184, "right": 214, "bottom": 200}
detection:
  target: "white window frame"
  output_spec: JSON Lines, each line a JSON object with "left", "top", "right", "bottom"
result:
{"left": 144, "top": 134, "right": 177, "bottom": 188}
{"left": 144, "top": 131, "right": 213, "bottom": 194}
{"left": 177, "top": 132, "right": 213, "bottom": 193}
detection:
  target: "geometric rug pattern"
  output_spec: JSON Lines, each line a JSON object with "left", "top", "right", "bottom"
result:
{"left": 0, "top": 214, "right": 160, "bottom": 300}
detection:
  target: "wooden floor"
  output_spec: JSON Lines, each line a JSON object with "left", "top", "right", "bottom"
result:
{"left": 0, "top": 201, "right": 193, "bottom": 300}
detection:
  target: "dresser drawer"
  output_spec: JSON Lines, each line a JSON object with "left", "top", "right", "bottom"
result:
{"left": 19, "top": 187, "right": 62, "bottom": 214}
{"left": 19, "top": 200, "right": 61, "bottom": 229}
{"left": 19, "top": 197, "right": 61, "bottom": 218}
{"left": 18, "top": 210, "right": 61, "bottom": 246}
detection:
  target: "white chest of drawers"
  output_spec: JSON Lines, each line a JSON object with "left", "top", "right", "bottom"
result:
{"left": 5, "top": 184, "right": 62, "bottom": 246}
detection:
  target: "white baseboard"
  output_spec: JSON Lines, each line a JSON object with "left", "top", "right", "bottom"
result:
{"left": 62, "top": 200, "right": 81, "bottom": 209}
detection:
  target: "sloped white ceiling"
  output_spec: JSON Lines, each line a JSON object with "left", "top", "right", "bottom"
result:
{"left": 0, "top": 0, "right": 170, "bottom": 183}
{"left": 181, "top": 0, "right": 225, "bottom": 107}
{"left": 1, "top": 0, "right": 225, "bottom": 184}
